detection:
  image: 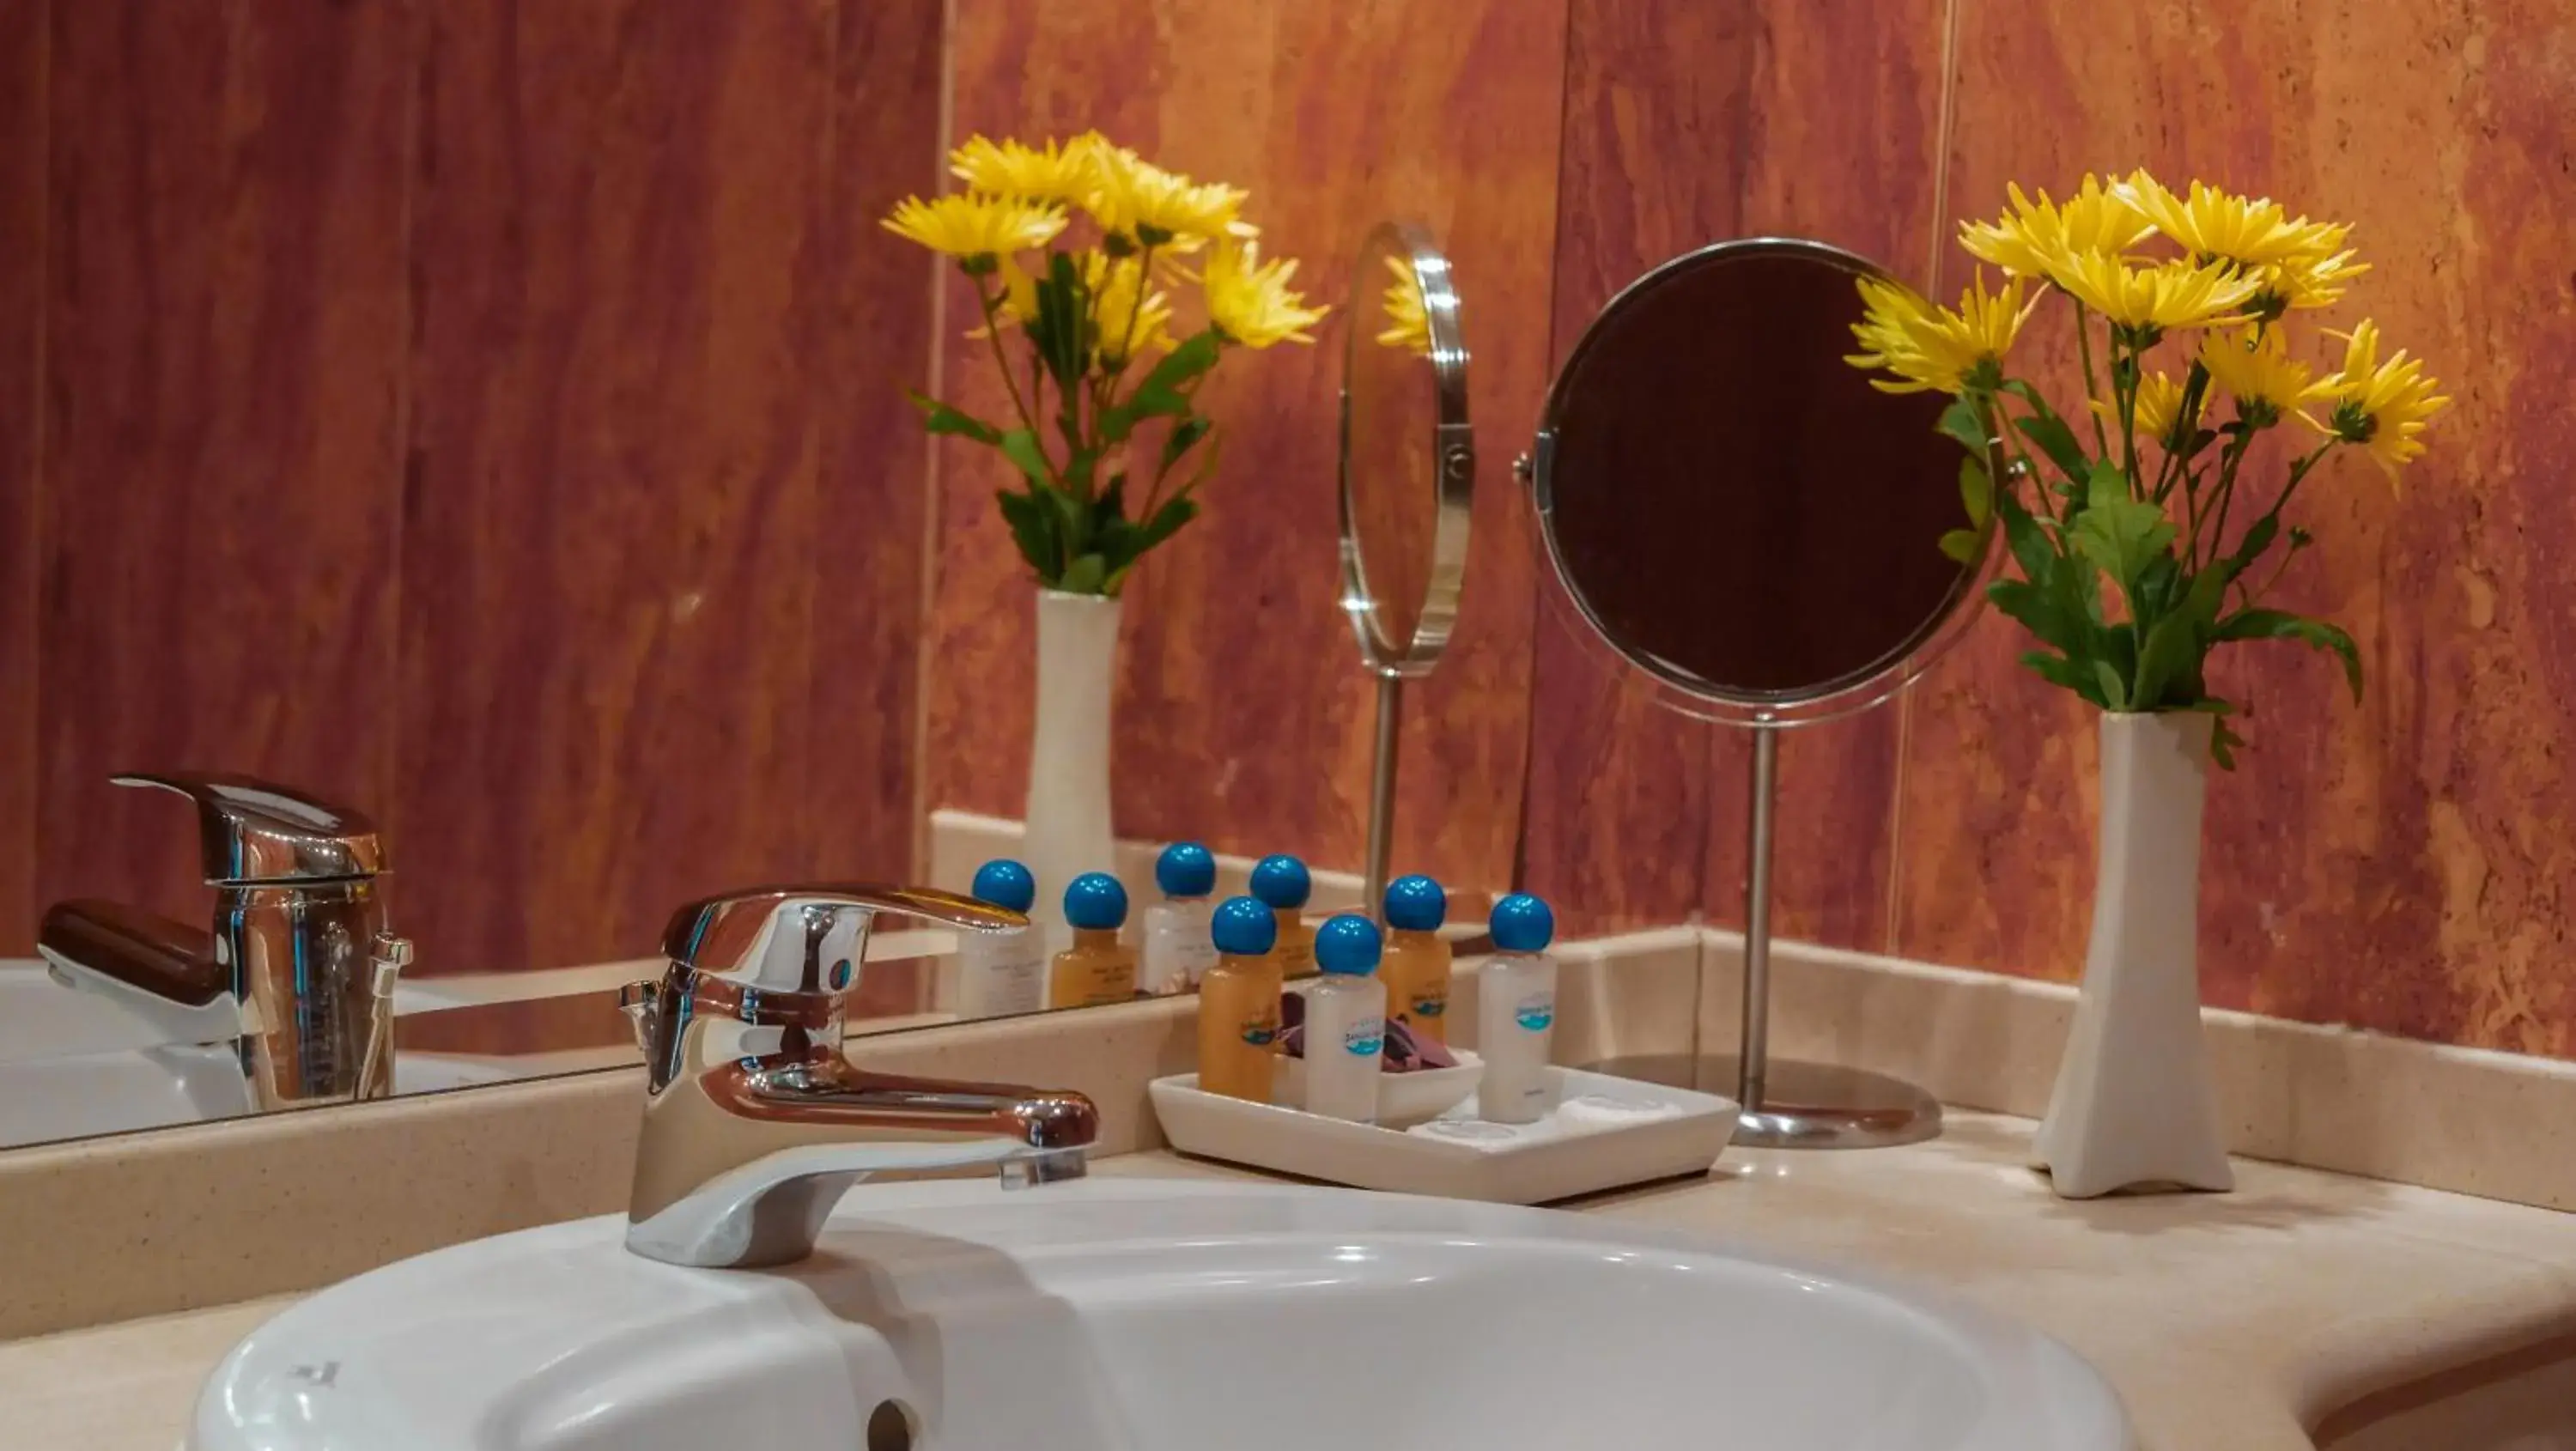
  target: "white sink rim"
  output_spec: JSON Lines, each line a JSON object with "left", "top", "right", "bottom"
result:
{"left": 192, "top": 1176, "right": 2132, "bottom": 1451}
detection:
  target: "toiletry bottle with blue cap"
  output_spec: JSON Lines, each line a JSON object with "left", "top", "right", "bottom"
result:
{"left": 1198, "top": 895, "right": 1283, "bottom": 1102}
{"left": 1049, "top": 873, "right": 1138, "bottom": 1009}
{"left": 1249, "top": 853, "right": 1315, "bottom": 979}
{"left": 1303, "top": 914, "right": 1388, "bottom": 1123}
{"left": 1479, "top": 894, "right": 1558, "bottom": 1124}
{"left": 955, "top": 859, "right": 1046, "bottom": 1018}
{"left": 1379, "top": 874, "right": 1452, "bottom": 1044}
{"left": 1141, "top": 841, "right": 1221, "bottom": 994}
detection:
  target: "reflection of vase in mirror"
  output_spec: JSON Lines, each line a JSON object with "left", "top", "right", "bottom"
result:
{"left": 1541, "top": 248, "right": 1966, "bottom": 700}
{"left": 1346, "top": 249, "right": 1443, "bottom": 657}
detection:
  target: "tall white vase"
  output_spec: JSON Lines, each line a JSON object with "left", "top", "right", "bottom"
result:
{"left": 2031, "top": 710, "right": 2235, "bottom": 1198}
{"left": 1022, "top": 589, "right": 1121, "bottom": 951}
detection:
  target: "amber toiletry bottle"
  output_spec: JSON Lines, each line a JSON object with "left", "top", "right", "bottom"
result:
{"left": 1196, "top": 895, "right": 1285, "bottom": 1102}
{"left": 1249, "top": 854, "right": 1315, "bottom": 980}
{"left": 1048, "top": 872, "right": 1138, "bottom": 1009}
{"left": 1377, "top": 874, "right": 1453, "bottom": 1044}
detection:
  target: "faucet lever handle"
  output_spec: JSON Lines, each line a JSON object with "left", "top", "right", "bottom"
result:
{"left": 112, "top": 771, "right": 386, "bottom": 885}
{"left": 660, "top": 883, "right": 1024, "bottom": 999}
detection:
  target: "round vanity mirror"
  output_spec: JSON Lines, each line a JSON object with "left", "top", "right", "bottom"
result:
{"left": 1337, "top": 222, "right": 1472, "bottom": 916}
{"left": 1528, "top": 236, "right": 1996, "bottom": 1150}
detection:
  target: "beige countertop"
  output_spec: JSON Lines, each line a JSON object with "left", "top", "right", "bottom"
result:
{"left": 12, "top": 1110, "right": 2575, "bottom": 1451}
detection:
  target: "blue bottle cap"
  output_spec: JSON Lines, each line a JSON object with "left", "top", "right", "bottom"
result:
{"left": 1155, "top": 841, "right": 1217, "bottom": 898}
{"left": 969, "top": 859, "right": 1036, "bottom": 914}
{"left": 1062, "top": 872, "right": 1129, "bottom": 931}
{"left": 1249, "top": 853, "right": 1312, "bottom": 909}
{"left": 1382, "top": 874, "right": 1446, "bottom": 932}
{"left": 1489, "top": 893, "right": 1555, "bottom": 953}
{"left": 1314, "top": 914, "right": 1382, "bottom": 975}
{"left": 1210, "top": 895, "right": 1278, "bottom": 956}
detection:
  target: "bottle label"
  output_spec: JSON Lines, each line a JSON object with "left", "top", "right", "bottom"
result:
{"left": 1240, "top": 1013, "right": 1279, "bottom": 1048}
{"left": 1408, "top": 992, "right": 1447, "bottom": 1020}
{"left": 1342, "top": 1016, "right": 1385, "bottom": 1058}
{"left": 1513, "top": 990, "right": 1555, "bottom": 1033}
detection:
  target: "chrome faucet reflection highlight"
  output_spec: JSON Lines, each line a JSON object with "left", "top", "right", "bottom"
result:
{"left": 620, "top": 884, "right": 1100, "bottom": 1270}
{"left": 37, "top": 773, "right": 407, "bottom": 1111}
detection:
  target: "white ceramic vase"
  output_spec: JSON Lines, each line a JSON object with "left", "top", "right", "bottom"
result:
{"left": 1022, "top": 589, "right": 1121, "bottom": 950}
{"left": 2031, "top": 709, "right": 2235, "bottom": 1199}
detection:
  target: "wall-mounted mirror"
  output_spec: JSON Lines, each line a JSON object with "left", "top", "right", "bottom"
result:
{"left": 1339, "top": 221, "right": 1473, "bottom": 916}
{"left": 1529, "top": 236, "right": 1996, "bottom": 1149}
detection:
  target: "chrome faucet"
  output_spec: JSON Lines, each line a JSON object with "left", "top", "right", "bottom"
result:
{"left": 620, "top": 883, "right": 1101, "bottom": 1270}
{"left": 38, "top": 773, "right": 410, "bottom": 1111}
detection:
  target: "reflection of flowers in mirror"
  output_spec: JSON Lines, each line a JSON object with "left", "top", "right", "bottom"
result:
{"left": 1841, "top": 169, "right": 2448, "bottom": 765}
{"left": 1376, "top": 252, "right": 1432, "bottom": 357}
{"left": 880, "top": 132, "right": 1333, "bottom": 597}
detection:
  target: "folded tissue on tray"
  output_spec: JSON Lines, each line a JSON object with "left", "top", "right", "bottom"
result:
{"left": 1277, "top": 991, "right": 1458, "bottom": 1070}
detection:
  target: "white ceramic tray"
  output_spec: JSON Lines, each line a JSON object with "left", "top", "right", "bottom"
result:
{"left": 1276, "top": 1049, "right": 1483, "bottom": 1126}
{"left": 1149, "top": 1066, "right": 1738, "bottom": 1204}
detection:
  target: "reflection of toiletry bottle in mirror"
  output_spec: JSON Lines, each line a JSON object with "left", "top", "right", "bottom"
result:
{"left": 1249, "top": 854, "right": 1315, "bottom": 978}
{"left": 954, "top": 859, "right": 1045, "bottom": 1019}
{"left": 1303, "top": 914, "right": 1387, "bottom": 1123}
{"left": 1378, "top": 874, "right": 1452, "bottom": 1043}
{"left": 1141, "top": 841, "right": 1220, "bottom": 994}
{"left": 1049, "top": 873, "right": 1137, "bottom": 1008}
{"left": 1198, "top": 896, "right": 1283, "bottom": 1102}
{"left": 1478, "top": 894, "right": 1558, "bottom": 1125}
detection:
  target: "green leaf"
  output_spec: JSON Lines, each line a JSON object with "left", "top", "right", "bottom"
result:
{"left": 1102, "top": 331, "right": 1224, "bottom": 442}
{"left": 998, "top": 429, "right": 1054, "bottom": 489}
{"left": 2221, "top": 512, "right": 2279, "bottom": 582}
{"left": 1958, "top": 456, "right": 1992, "bottom": 527}
{"left": 2019, "top": 648, "right": 2105, "bottom": 707}
{"left": 907, "top": 391, "right": 1004, "bottom": 445}
{"left": 1135, "top": 494, "right": 1199, "bottom": 550}
{"left": 2092, "top": 659, "right": 2130, "bottom": 711}
{"left": 1937, "top": 395, "right": 1991, "bottom": 457}
{"left": 1160, "top": 414, "right": 1215, "bottom": 477}
{"left": 1938, "top": 528, "right": 1984, "bottom": 565}
{"left": 1059, "top": 553, "right": 1109, "bottom": 595}
{"left": 1992, "top": 488, "right": 2057, "bottom": 586}
{"left": 2013, "top": 412, "right": 2088, "bottom": 485}
{"left": 993, "top": 489, "right": 1060, "bottom": 584}
{"left": 2215, "top": 609, "right": 2364, "bottom": 700}
{"left": 2069, "top": 494, "right": 2175, "bottom": 597}
{"left": 2081, "top": 459, "right": 2134, "bottom": 513}
{"left": 1030, "top": 252, "right": 1091, "bottom": 387}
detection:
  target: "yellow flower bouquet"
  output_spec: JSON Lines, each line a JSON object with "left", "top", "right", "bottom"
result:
{"left": 1844, "top": 173, "right": 2448, "bottom": 764}
{"left": 885, "top": 134, "right": 1328, "bottom": 597}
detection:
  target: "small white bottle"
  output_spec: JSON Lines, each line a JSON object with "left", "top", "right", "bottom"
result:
{"left": 953, "top": 859, "right": 1046, "bottom": 1019}
{"left": 1477, "top": 894, "right": 1558, "bottom": 1125}
{"left": 1140, "top": 841, "right": 1221, "bottom": 994}
{"left": 1301, "top": 914, "right": 1387, "bottom": 1123}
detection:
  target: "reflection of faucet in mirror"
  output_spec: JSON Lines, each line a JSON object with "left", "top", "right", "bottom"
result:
{"left": 619, "top": 883, "right": 1100, "bottom": 1270}
{"left": 36, "top": 772, "right": 410, "bottom": 1112}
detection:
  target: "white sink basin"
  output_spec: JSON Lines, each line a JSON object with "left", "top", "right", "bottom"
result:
{"left": 192, "top": 1178, "right": 2131, "bottom": 1450}
{"left": 0, "top": 1043, "right": 516, "bottom": 1149}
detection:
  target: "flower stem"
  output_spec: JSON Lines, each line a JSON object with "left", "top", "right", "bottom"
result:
{"left": 976, "top": 279, "right": 1049, "bottom": 469}
{"left": 2072, "top": 300, "right": 2111, "bottom": 459}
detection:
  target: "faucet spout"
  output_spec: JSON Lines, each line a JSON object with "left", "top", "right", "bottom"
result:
{"left": 625, "top": 1044, "right": 1100, "bottom": 1269}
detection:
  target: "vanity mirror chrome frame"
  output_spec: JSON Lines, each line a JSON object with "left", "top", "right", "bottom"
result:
{"left": 1337, "top": 220, "right": 1473, "bottom": 918}
{"left": 1526, "top": 236, "right": 1999, "bottom": 1152}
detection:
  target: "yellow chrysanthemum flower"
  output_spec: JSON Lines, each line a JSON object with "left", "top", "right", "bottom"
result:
{"left": 1376, "top": 253, "right": 1431, "bottom": 356}
{"left": 1844, "top": 271, "right": 2035, "bottom": 395}
{"left": 2198, "top": 327, "right": 2332, "bottom": 427}
{"left": 1958, "top": 174, "right": 2155, "bottom": 279}
{"left": 947, "top": 132, "right": 1103, "bottom": 204}
{"left": 2312, "top": 319, "right": 2451, "bottom": 483}
{"left": 2118, "top": 173, "right": 2348, "bottom": 270}
{"left": 2091, "top": 369, "right": 2202, "bottom": 447}
{"left": 2048, "top": 252, "right": 2264, "bottom": 333}
{"left": 882, "top": 192, "right": 1066, "bottom": 263}
{"left": 1085, "top": 252, "right": 1175, "bottom": 364}
{"left": 1203, "top": 239, "right": 1328, "bottom": 349}
{"left": 2257, "top": 248, "right": 2372, "bottom": 313}
{"left": 1083, "top": 148, "right": 1253, "bottom": 248}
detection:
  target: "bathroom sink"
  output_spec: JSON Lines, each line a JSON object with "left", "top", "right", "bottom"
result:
{"left": 192, "top": 1177, "right": 2131, "bottom": 1450}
